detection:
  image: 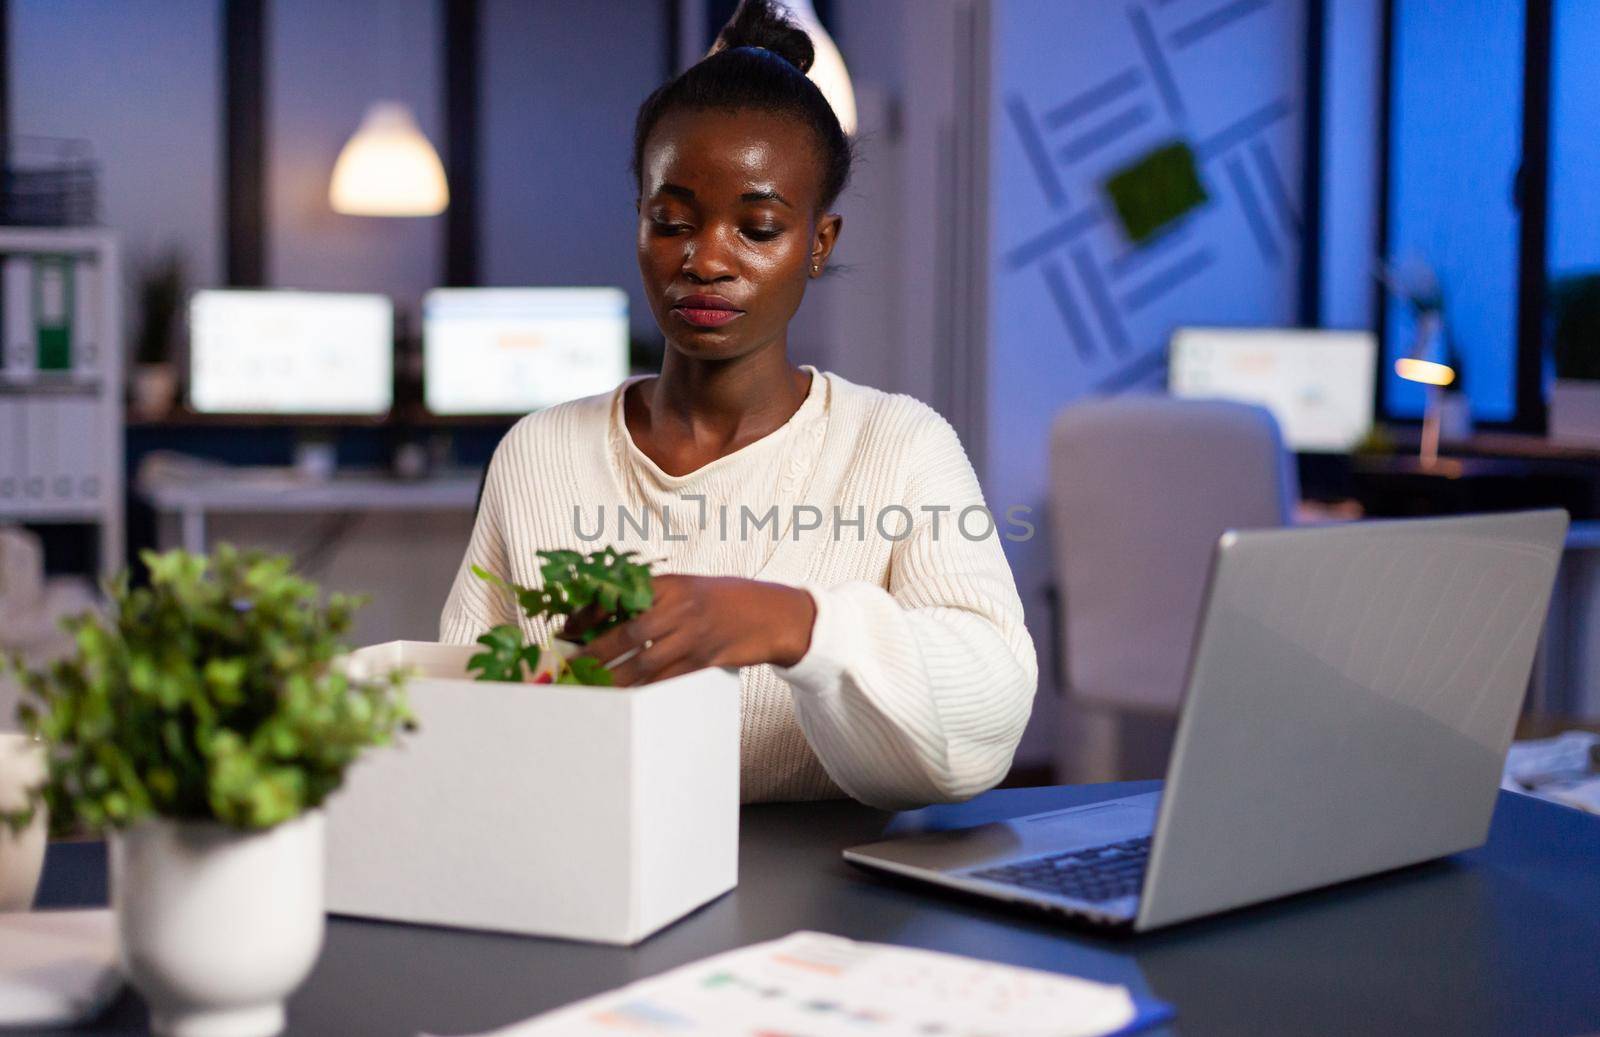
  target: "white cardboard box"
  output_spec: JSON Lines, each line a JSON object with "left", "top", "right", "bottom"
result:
{"left": 324, "top": 640, "right": 741, "bottom": 945}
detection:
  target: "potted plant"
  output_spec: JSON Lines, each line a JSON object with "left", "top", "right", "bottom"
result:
{"left": 130, "top": 249, "right": 184, "bottom": 421}
{"left": 3, "top": 545, "right": 412, "bottom": 1037}
{"left": 1549, "top": 273, "right": 1600, "bottom": 445}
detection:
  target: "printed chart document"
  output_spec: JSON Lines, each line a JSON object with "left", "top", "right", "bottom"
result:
{"left": 1502, "top": 730, "right": 1600, "bottom": 814}
{"left": 439, "top": 930, "right": 1171, "bottom": 1037}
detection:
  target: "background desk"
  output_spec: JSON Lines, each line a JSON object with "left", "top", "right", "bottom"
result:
{"left": 133, "top": 466, "right": 482, "bottom": 647}
{"left": 136, "top": 467, "right": 482, "bottom": 556}
{"left": 33, "top": 782, "right": 1600, "bottom": 1036}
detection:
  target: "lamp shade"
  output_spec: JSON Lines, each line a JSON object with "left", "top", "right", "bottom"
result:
{"left": 329, "top": 102, "right": 449, "bottom": 217}
{"left": 783, "top": 0, "right": 857, "bottom": 137}
{"left": 1394, "top": 309, "right": 1454, "bottom": 386}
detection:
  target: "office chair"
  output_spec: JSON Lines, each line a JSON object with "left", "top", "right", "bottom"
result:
{"left": 1047, "top": 396, "right": 1298, "bottom": 783}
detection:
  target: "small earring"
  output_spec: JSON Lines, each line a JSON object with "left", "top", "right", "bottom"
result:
{"left": 811, "top": 264, "right": 820, "bottom": 275}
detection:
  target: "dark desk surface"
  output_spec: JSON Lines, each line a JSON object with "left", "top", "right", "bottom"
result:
{"left": 31, "top": 782, "right": 1600, "bottom": 1037}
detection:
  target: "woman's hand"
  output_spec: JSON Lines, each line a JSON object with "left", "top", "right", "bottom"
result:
{"left": 568, "top": 575, "right": 816, "bottom": 687}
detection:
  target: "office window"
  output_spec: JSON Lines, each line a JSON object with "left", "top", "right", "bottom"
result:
{"left": 1546, "top": 0, "right": 1600, "bottom": 384}
{"left": 1384, "top": 2, "right": 1523, "bottom": 422}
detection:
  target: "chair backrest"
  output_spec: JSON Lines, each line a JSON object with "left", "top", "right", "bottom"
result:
{"left": 1048, "top": 396, "right": 1297, "bottom": 714}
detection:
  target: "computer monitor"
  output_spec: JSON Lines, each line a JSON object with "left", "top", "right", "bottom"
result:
{"left": 188, "top": 289, "right": 394, "bottom": 416}
{"left": 422, "top": 287, "right": 630, "bottom": 416}
{"left": 1168, "top": 327, "right": 1378, "bottom": 453}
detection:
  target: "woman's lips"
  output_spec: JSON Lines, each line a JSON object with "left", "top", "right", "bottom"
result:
{"left": 673, "top": 306, "right": 745, "bottom": 328}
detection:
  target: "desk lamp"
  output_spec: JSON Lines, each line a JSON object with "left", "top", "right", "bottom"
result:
{"left": 1382, "top": 257, "right": 1454, "bottom": 469}
{"left": 1394, "top": 310, "right": 1455, "bottom": 469}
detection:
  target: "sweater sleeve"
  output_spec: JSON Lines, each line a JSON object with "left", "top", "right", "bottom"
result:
{"left": 772, "top": 414, "right": 1039, "bottom": 810}
{"left": 439, "top": 437, "right": 520, "bottom": 644}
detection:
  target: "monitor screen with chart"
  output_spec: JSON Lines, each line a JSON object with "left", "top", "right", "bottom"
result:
{"left": 188, "top": 289, "right": 394, "bottom": 416}
{"left": 1168, "top": 327, "right": 1379, "bottom": 453}
{"left": 423, "top": 287, "right": 630, "bottom": 416}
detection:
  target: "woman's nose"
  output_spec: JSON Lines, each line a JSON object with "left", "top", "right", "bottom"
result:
{"left": 681, "top": 231, "right": 737, "bottom": 283}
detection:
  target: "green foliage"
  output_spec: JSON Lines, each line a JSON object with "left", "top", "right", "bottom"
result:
{"left": 559, "top": 656, "right": 614, "bottom": 687}
{"left": 3, "top": 545, "right": 412, "bottom": 835}
{"left": 468, "top": 547, "right": 652, "bottom": 686}
{"left": 467, "top": 624, "right": 542, "bottom": 682}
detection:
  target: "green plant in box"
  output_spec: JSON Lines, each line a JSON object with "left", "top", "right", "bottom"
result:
{"left": 469, "top": 547, "right": 654, "bottom": 686}
{"left": 2, "top": 545, "right": 413, "bottom": 835}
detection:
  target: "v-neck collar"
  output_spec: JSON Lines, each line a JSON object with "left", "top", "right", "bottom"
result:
{"left": 597, "top": 365, "right": 838, "bottom": 582}
{"left": 612, "top": 364, "right": 826, "bottom": 485}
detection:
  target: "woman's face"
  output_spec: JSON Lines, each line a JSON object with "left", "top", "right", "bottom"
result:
{"left": 636, "top": 108, "right": 841, "bottom": 361}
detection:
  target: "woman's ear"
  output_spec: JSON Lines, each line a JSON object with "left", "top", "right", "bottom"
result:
{"left": 809, "top": 212, "right": 844, "bottom": 277}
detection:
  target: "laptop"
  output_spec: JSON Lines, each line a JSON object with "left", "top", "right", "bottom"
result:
{"left": 844, "top": 510, "right": 1568, "bottom": 932}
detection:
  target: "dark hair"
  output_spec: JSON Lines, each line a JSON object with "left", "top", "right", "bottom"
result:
{"left": 631, "top": 0, "right": 852, "bottom": 210}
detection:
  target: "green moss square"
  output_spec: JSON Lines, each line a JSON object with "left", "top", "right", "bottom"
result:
{"left": 1103, "top": 141, "right": 1209, "bottom": 245}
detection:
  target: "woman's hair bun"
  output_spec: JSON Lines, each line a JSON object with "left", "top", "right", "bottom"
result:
{"left": 712, "top": 0, "right": 815, "bottom": 75}
{"left": 633, "top": 0, "right": 851, "bottom": 209}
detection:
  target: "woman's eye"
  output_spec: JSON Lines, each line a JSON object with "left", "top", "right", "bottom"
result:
{"left": 651, "top": 218, "right": 692, "bottom": 235}
{"left": 742, "top": 226, "right": 783, "bottom": 242}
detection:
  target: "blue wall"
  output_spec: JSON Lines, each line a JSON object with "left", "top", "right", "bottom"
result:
{"left": 1384, "top": 2, "right": 1523, "bottom": 421}
{"left": 988, "top": 0, "right": 1306, "bottom": 512}
{"left": 12, "top": 0, "right": 223, "bottom": 332}
{"left": 1319, "top": 0, "right": 1382, "bottom": 331}
{"left": 985, "top": 0, "right": 1309, "bottom": 715}
{"left": 480, "top": 0, "right": 666, "bottom": 340}
{"left": 1550, "top": 0, "right": 1600, "bottom": 281}
{"left": 12, "top": 0, "right": 664, "bottom": 338}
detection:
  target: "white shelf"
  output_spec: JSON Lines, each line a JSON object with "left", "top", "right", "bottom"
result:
{"left": 0, "top": 227, "right": 122, "bottom": 579}
{"left": 0, "top": 504, "right": 105, "bottom": 523}
{"left": 0, "top": 373, "right": 103, "bottom": 396}
{"left": 0, "top": 227, "right": 116, "bottom": 255}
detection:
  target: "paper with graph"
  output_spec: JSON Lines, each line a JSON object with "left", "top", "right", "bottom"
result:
{"left": 446, "top": 930, "right": 1169, "bottom": 1036}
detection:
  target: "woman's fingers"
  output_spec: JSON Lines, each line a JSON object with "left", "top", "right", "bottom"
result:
{"left": 607, "top": 630, "right": 697, "bottom": 687}
{"left": 580, "top": 608, "right": 670, "bottom": 670}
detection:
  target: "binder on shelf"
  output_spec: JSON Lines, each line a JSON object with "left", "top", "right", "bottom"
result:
{"left": 20, "top": 397, "right": 51, "bottom": 502}
{"left": 72, "top": 259, "right": 98, "bottom": 378}
{"left": 0, "top": 396, "right": 22, "bottom": 503}
{"left": 0, "top": 228, "right": 122, "bottom": 577}
{"left": 3, "top": 256, "right": 33, "bottom": 379}
{"left": 34, "top": 255, "right": 73, "bottom": 372}
{"left": 58, "top": 397, "right": 101, "bottom": 505}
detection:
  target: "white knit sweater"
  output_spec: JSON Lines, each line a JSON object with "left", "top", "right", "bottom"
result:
{"left": 439, "top": 365, "right": 1038, "bottom": 809}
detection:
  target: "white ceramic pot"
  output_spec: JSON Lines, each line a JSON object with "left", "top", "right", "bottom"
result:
{"left": 0, "top": 733, "right": 47, "bottom": 911}
{"left": 110, "top": 811, "right": 325, "bottom": 1037}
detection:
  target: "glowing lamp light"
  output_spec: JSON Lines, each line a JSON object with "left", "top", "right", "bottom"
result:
{"left": 329, "top": 102, "right": 449, "bottom": 217}
{"left": 782, "top": 0, "right": 858, "bottom": 136}
{"left": 1394, "top": 358, "right": 1456, "bottom": 387}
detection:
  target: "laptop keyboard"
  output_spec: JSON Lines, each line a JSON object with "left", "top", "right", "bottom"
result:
{"left": 968, "top": 836, "right": 1151, "bottom": 903}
